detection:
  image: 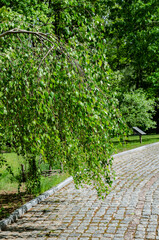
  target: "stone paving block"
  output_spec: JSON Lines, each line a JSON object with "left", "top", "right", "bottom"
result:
{"left": 100, "top": 238, "right": 112, "bottom": 240}
{"left": 106, "top": 227, "right": 116, "bottom": 233}
{"left": 103, "top": 233, "right": 114, "bottom": 238}
{"left": 92, "top": 233, "right": 102, "bottom": 238}
{"left": 146, "top": 232, "right": 156, "bottom": 239}
{"left": 59, "top": 233, "right": 69, "bottom": 237}
{"left": 113, "top": 238, "right": 124, "bottom": 240}
{"left": 135, "top": 231, "right": 145, "bottom": 239}
{"left": 79, "top": 238, "right": 90, "bottom": 240}
{"left": 114, "top": 233, "right": 125, "bottom": 238}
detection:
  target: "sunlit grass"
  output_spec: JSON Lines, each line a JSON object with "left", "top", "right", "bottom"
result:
{"left": 39, "top": 173, "right": 70, "bottom": 194}
{"left": 0, "top": 152, "right": 69, "bottom": 194}
{"left": 112, "top": 134, "right": 159, "bottom": 154}
{"left": 0, "top": 153, "right": 25, "bottom": 192}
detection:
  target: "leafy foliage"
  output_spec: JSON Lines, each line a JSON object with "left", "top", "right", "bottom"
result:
{"left": 120, "top": 90, "right": 156, "bottom": 131}
{"left": 104, "top": 0, "right": 159, "bottom": 132}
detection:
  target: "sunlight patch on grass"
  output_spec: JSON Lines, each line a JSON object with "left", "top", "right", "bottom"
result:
{"left": 40, "top": 172, "right": 70, "bottom": 194}
{"left": 112, "top": 134, "right": 159, "bottom": 154}
{"left": 0, "top": 152, "right": 69, "bottom": 194}
{"left": 0, "top": 153, "right": 25, "bottom": 192}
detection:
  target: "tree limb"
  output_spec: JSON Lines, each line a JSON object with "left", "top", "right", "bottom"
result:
{"left": 0, "top": 28, "right": 48, "bottom": 38}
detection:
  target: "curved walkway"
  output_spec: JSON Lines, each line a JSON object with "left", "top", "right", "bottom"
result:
{"left": 1, "top": 142, "right": 159, "bottom": 240}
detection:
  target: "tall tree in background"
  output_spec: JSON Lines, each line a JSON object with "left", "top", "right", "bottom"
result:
{"left": 105, "top": 0, "right": 159, "bottom": 132}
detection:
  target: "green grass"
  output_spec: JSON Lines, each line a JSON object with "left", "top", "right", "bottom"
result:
{"left": 40, "top": 173, "right": 69, "bottom": 194}
{"left": 112, "top": 134, "right": 159, "bottom": 154}
{"left": 0, "top": 152, "right": 69, "bottom": 194}
{"left": 0, "top": 153, "right": 25, "bottom": 192}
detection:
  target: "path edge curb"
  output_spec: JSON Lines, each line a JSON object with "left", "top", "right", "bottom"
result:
{"left": 0, "top": 176, "right": 73, "bottom": 231}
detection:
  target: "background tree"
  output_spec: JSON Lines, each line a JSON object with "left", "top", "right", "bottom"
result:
{"left": 104, "top": 0, "right": 159, "bottom": 132}
{"left": 120, "top": 90, "right": 156, "bottom": 131}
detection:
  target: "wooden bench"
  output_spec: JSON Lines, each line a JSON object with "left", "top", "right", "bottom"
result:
{"left": 133, "top": 127, "right": 146, "bottom": 143}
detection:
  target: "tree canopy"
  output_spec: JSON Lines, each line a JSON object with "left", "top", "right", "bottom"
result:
{"left": 120, "top": 90, "right": 156, "bottom": 130}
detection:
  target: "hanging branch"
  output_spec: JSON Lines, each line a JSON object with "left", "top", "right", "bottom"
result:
{"left": 0, "top": 28, "right": 49, "bottom": 39}
{"left": 0, "top": 28, "right": 84, "bottom": 74}
{"left": 0, "top": 28, "right": 122, "bottom": 116}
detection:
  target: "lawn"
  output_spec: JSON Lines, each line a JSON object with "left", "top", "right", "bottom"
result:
{"left": 0, "top": 153, "right": 25, "bottom": 192}
{"left": 112, "top": 133, "right": 159, "bottom": 154}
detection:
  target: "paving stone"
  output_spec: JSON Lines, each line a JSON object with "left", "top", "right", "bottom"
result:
{"left": 106, "top": 227, "right": 116, "bottom": 233}
{"left": 79, "top": 238, "right": 90, "bottom": 240}
{"left": 92, "top": 233, "right": 102, "bottom": 238}
{"left": 135, "top": 231, "right": 145, "bottom": 239}
{"left": 113, "top": 238, "right": 124, "bottom": 240}
{"left": 67, "top": 237, "right": 78, "bottom": 240}
{"left": 146, "top": 232, "right": 156, "bottom": 239}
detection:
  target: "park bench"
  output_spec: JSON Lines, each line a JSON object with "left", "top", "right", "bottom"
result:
{"left": 133, "top": 126, "right": 146, "bottom": 143}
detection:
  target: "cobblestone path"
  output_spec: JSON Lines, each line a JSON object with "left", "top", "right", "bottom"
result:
{"left": 1, "top": 143, "right": 159, "bottom": 240}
